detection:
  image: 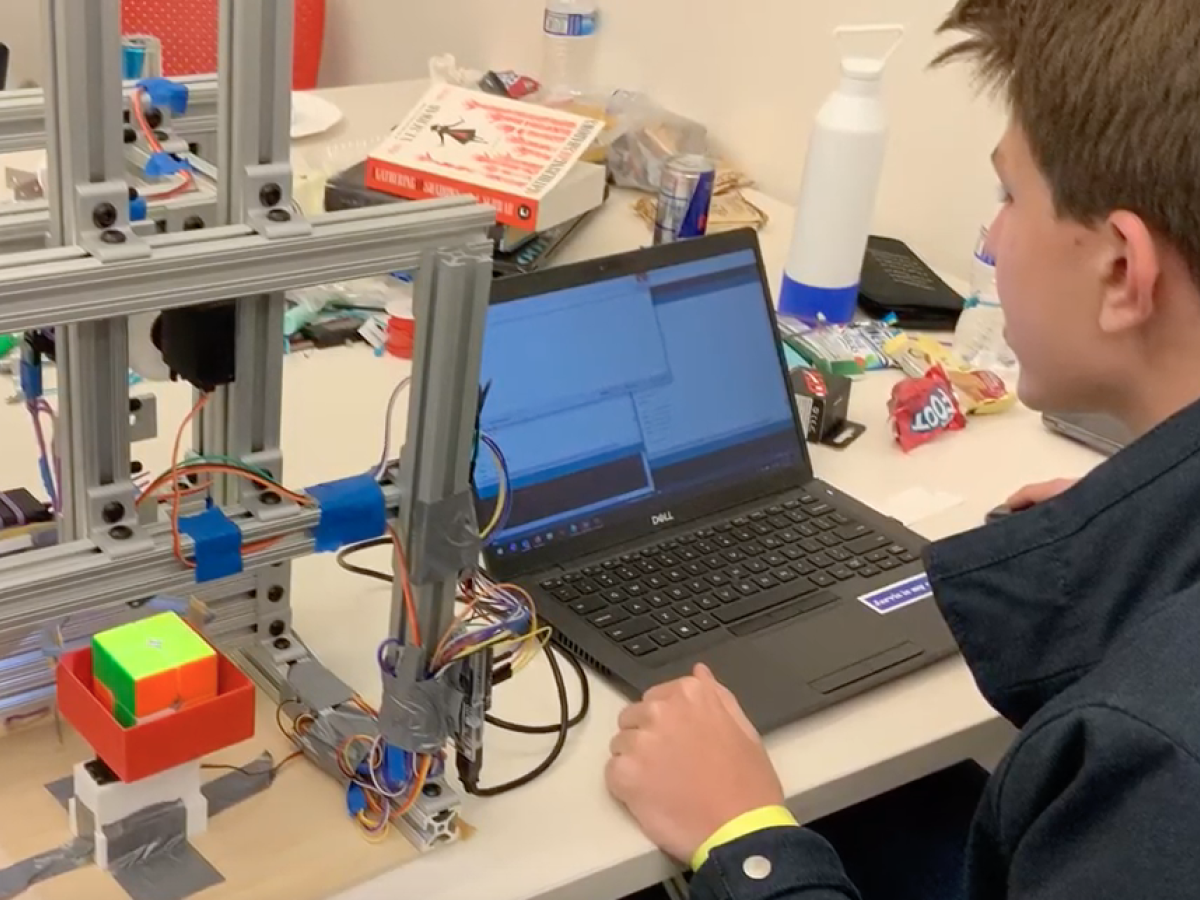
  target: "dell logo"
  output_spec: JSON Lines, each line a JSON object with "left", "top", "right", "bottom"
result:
{"left": 651, "top": 512, "right": 675, "bottom": 527}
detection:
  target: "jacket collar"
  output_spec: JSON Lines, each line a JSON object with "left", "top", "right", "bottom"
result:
{"left": 925, "top": 398, "right": 1200, "bottom": 727}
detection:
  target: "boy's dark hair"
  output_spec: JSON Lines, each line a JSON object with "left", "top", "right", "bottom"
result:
{"left": 935, "top": 0, "right": 1200, "bottom": 279}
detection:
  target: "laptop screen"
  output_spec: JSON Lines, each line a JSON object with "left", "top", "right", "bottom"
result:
{"left": 475, "top": 231, "right": 809, "bottom": 574}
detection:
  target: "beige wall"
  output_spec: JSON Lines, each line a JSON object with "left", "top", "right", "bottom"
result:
{"left": 320, "top": 0, "right": 1007, "bottom": 282}
{"left": 0, "top": 3, "right": 45, "bottom": 87}
{"left": 1, "top": 0, "right": 1006, "bottom": 281}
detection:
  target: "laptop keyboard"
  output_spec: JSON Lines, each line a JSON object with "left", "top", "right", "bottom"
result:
{"left": 539, "top": 492, "right": 921, "bottom": 663}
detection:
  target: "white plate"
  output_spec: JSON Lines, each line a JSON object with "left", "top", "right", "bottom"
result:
{"left": 291, "top": 93, "right": 343, "bottom": 139}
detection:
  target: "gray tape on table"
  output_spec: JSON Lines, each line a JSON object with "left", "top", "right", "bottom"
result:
{"left": 0, "top": 836, "right": 95, "bottom": 900}
{"left": 112, "top": 841, "right": 224, "bottom": 900}
{"left": 105, "top": 801, "right": 226, "bottom": 900}
{"left": 201, "top": 752, "right": 278, "bottom": 817}
{"left": 44, "top": 774, "right": 74, "bottom": 810}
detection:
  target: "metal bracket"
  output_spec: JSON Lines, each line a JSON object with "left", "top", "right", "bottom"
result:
{"left": 128, "top": 394, "right": 157, "bottom": 444}
{"left": 243, "top": 163, "right": 311, "bottom": 239}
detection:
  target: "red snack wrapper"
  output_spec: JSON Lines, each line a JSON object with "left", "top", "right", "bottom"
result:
{"left": 889, "top": 365, "right": 967, "bottom": 452}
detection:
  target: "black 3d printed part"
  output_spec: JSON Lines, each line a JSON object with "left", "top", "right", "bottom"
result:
{"left": 151, "top": 302, "right": 237, "bottom": 392}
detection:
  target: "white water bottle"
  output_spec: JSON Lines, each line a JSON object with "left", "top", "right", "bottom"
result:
{"left": 953, "top": 213, "right": 1019, "bottom": 374}
{"left": 780, "top": 25, "right": 904, "bottom": 324}
{"left": 541, "top": 0, "right": 599, "bottom": 100}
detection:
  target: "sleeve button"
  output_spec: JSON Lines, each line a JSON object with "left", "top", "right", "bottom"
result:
{"left": 742, "top": 855, "right": 772, "bottom": 880}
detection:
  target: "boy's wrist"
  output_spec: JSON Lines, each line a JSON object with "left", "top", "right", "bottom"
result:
{"left": 691, "top": 805, "right": 800, "bottom": 871}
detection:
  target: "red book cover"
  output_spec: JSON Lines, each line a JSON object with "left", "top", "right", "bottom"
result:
{"left": 366, "top": 83, "right": 604, "bottom": 229}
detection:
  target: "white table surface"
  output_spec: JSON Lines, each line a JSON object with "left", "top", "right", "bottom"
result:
{"left": 0, "top": 81, "right": 1105, "bottom": 900}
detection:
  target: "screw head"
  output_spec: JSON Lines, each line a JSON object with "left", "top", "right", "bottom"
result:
{"left": 145, "top": 108, "right": 164, "bottom": 130}
{"left": 100, "top": 230, "right": 126, "bottom": 244}
{"left": 182, "top": 216, "right": 205, "bottom": 231}
{"left": 423, "top": 783, "right": 442, "bottom": 798}
{"left": 131, "top": 460, "right": 144, "bottom": 475}
{"left": 260, "top": 491, "right": 282, "bottom": 506}
{"left": 124, "top": 126, "right": 137, "bottom": 145}
{"left": 268, "top": 620, "right": 287, "bottom": 637}
{"left": 268, "top": 586, "right": 285, "bottom": 603}
{"left": 267, "top": 209, "right": 292, "bottom": 223}
{"left": 129, "top": 397, "right": 143, "bottom": 413}
{"left": 109, "top": 524, "right": 133, "bottom": 540}
{"left": 260, "top": 183, "right": 283, "bottom": 207}
{"left": 93, "top": 203, "right": 118, "bottom": 229}
{"left": 154, "top": 130, "right": 170, "bottom": 143}
{"left": 274, "top": 638, "right": 292, "bottom": 650}
{"left": 101, "top": 501, "right": 125, "bottom": 524}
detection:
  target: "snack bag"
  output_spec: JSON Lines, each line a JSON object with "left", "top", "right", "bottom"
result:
{"left": 889, "top": 365, "right": 967, "bottom": 452}
{"left": 883, "top": 333, "right": 1016, "bottom": 415}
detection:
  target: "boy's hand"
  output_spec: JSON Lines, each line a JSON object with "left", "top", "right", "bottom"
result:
{"left": 1006, "top": 477, "right": 1078, "bottom": 510}
{"left": 605, "top": 664, "right": 785, "bottom": 863}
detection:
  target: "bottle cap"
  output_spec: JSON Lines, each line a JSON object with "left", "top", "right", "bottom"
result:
{"left": 842, "top": 56, "right": 885, "bottom": 80}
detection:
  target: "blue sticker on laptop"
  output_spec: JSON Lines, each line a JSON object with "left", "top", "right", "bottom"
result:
{"left": 858, "top": 572, "right": 933, "bottom": 614}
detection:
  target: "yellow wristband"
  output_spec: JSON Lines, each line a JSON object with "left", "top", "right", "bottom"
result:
{"left": 691, "top": 805, "right": 800, "bottom": 871}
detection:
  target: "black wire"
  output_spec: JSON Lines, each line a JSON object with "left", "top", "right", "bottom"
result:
{"left": 463, "top": 641, "right": 572, "bottom": 797}
{"left": 201, "top": 751, "right": 302, "bottom": 778}
{"left": 336, "top": 536, "right": 394, "bottom": 584}
{"left": 486, "top": 646, "right": 589, "bottom": 734}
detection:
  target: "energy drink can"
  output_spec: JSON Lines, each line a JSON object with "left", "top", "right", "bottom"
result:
{"left": 653, "top": 154, "right": 716, "bottom": 245}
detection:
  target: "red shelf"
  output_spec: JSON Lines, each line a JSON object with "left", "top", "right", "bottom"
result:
{"left": 57, "top": 647, "right": 256, "bottom": 783}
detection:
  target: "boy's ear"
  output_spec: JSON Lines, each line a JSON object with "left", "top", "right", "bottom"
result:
{"left": 1097, "top": 211, "right": 1162, "bottom": 335}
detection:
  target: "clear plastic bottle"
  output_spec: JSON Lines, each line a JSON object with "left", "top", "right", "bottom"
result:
{"left": 952, "top": 217, "right": 1019, "bottom": 375}
{"left": 541, "top": 0, "right": 599, "bottom": 100}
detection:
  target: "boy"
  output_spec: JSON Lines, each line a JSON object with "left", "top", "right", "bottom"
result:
{"left": 606, "top": 1, "right": 1200, "bottom": 897}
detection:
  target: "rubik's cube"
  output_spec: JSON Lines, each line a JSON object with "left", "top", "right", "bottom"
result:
{"left": 91, "top": 613, "right": 218, "bottom": 728}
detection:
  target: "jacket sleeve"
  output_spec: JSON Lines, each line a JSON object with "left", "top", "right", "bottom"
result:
{"left": 689, "top": 826, "right": 861, "bottom": 900}
{"left": 987, "top": 705, "right": 1200, "bottom": 899}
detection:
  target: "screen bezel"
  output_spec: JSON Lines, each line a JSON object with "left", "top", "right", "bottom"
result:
{"left": 478, "top": 228, "right": 815, "bottom": 581}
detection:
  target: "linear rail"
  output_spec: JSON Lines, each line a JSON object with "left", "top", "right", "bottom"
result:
{"left": 0, "top": 75, "right": 219, "bottom": 155}
{"left": 0, "top": 199, "right": 494, "bottom": 332}
{"left": 0, "top": 479, "right": 402, "bottom": 636}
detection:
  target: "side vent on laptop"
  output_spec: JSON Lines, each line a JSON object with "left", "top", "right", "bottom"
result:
{"left": 551, "top": 632, "right": 611, "bottom": 678}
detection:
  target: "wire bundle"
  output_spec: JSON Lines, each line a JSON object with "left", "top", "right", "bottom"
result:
{"left": 142, "top": 392, "right": 314, "bottom": 567}
{"left": 336, "top": 731, "right": 434, "bottom": 841}
{"left": 432, "top": 573, "right": 545, "bottom": 673}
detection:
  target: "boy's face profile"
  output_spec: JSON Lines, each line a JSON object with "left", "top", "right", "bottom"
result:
{"left": 986, "top": 120, "right": 1119, "bottom": 415}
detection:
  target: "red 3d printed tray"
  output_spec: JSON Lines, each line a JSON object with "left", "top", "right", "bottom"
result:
{"left": 57, "top": 646, "right": 256, "bottom": 782}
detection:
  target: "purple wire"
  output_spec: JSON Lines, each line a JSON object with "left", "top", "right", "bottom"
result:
{"left": 27, "top": 401, "right": 58, "bottom": 512}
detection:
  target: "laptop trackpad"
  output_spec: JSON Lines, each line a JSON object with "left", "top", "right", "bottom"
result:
{"left": 745, "top": 619, "right": 922, "bottom": 694}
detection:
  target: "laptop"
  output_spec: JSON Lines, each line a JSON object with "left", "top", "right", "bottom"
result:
{"left": 1042, "top": 412, "right": 1131, "bottom": 456}
{"left": 472, "top": 230, "right": 958, "bottom": 732}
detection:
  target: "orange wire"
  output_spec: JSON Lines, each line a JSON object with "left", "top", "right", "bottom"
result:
{"left": 388, "top": 525, "right": 422, "bottom": 648}
{"left": 170, "top": 393, "right": 211, "bottom": 568}
{"left": 138, "top": 464, "right": 310, "bottom": 508}
{"left": 132, "top": 88, "right": 194, "bottom": 199}
{"left": 390, "top": 757, "right": 433, "bottom": 818}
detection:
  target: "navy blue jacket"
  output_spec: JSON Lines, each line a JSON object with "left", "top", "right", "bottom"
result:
{"left": 691, "top": 399, "right": 1200, "bottom": 899}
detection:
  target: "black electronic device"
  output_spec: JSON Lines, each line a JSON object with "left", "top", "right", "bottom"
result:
{"left": 472, "top": 229, "right": 958, "bottom": 734}
{"left": 0, "top": 488, "right": 52, "bottom": 529}
{"left": 1042, "top": 412, "right": 1131, "bottom": 456}
{"left": 858, "top": 235, "right": 964, "bottom": 330}
{"left": 152, "top": 302, "right": 238, "bottom": 391}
